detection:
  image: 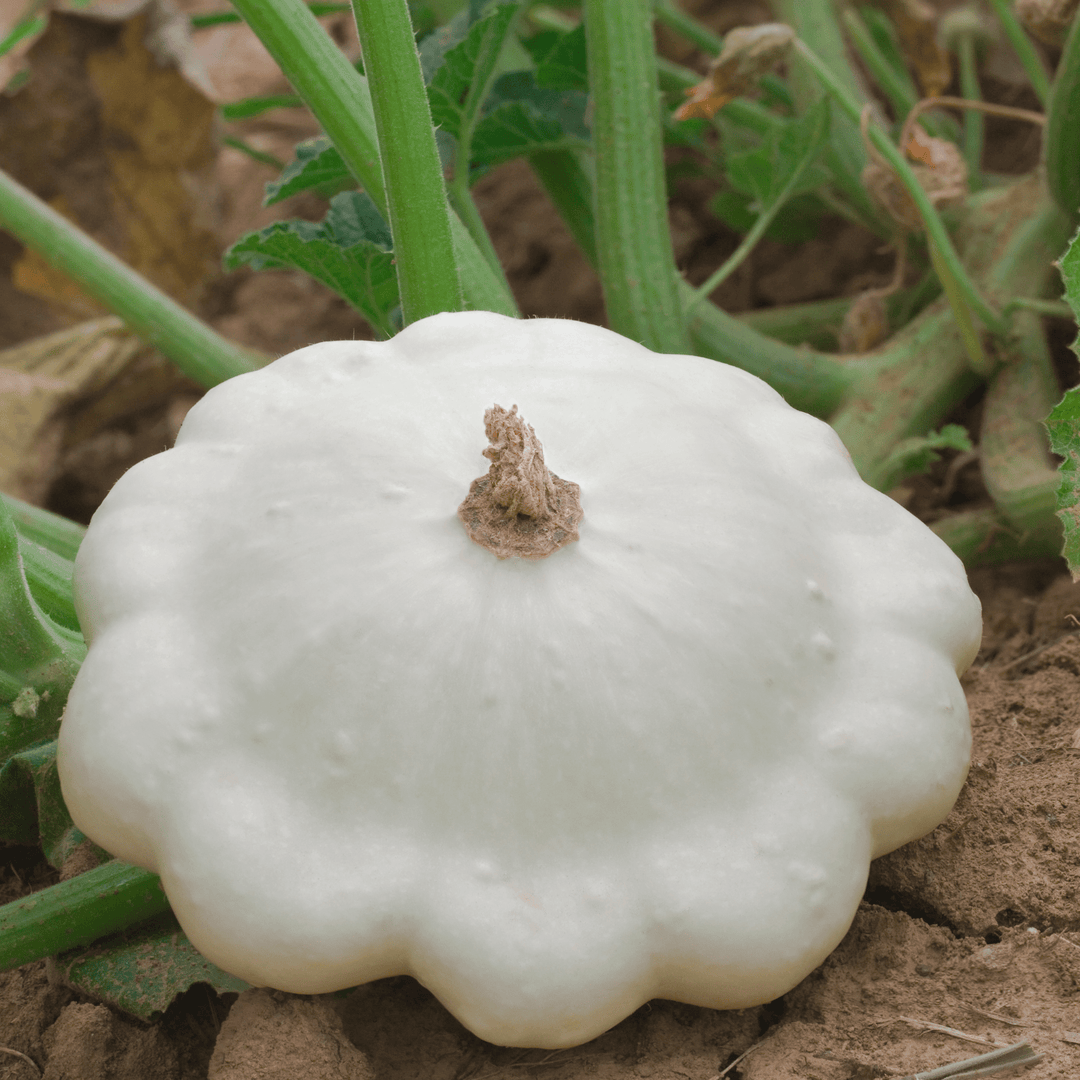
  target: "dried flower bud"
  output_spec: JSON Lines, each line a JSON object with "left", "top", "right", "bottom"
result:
{"left": 839, "top": 292, "right": 890, "bottom": 353}
{"left": 864, "top": 126, "right": 968, "bottom": 232}
{"left": 674, "top": 23, "right": 795, "bottom": 121}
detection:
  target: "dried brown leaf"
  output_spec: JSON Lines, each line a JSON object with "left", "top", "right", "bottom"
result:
{"left": 674, "top": 23, "right": 794, "bottom": 121}
{"left": 0, "top": 319, "right": 145, "bottom": 502}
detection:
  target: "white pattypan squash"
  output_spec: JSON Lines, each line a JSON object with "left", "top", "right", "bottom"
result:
{"left": 58, "top": 311, "right": 981, "bottom": 1048}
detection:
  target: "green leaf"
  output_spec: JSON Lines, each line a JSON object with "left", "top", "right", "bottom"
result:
{"left": 1045, "top": 227, "right": 1080, "bottom": 575}
{"left": 263, "top": 137, "right": 355, "bottom": 206}
{"left": 724, "top": 101, "right": 831, "bottom": 209}
{"left": 224, "top": 191, "right": 399, "bottom": 338}
{"left": 56, "top": 914, "right": 250, "bottom": 1021}
{"left": 710, "top": 190, "right": 827, "bottom": 244}
{"left": 418, "top": 4, "right": 478, "bottom": 84}
{"left": 428, "top": 2, "right": 523, "bottom": 143}
{"left": 471, "top": 71, "right": 589, "bottom": 166}
{"left": 0, "top": 740, "right": 93, "bottom": 869}
{"left": 533, "top": 23, "right": 588, "bottom": 92}
{"left": 1061, "top": 222, "right": 1080, "bottom": 347}
{"left": 1, "top": 499, "right": 85, "bottom": 768}
{"left": 220, "top": 94, "right": 304, "bottom": 121}
{"left": 875, "top": 424, "right": 974, "bottom": 493}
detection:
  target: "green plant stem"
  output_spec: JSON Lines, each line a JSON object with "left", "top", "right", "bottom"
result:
{"left": 0, "top": 861, "right": 168, "bottom": 973}
{"left": 445, "top": 8, "right": 518, "bottom": 295}
{"left": 980, "top": 310, "right": 1061, "bottom": 534}
{"left": 956, "top": 33, "right": 984, "bottom": 185}
{"left": 984, "top": 0, "right": 1051, "bottom": 106}
{"left": 931, "top": 506, "right": 1063, "bottom": 565}
{"left": 685, "top": 136, "right": 824, "bottom": 311}
{"left": 350, "top": 0, "right": 462, "bottom": 322}
{"left": 736, "top": 275, "right": 940, "bottom": 349}
{"left": 528, "top": 150, "right": 597, "bottom": 271}
{"left": 1003, "top": 297, "right": 1076, "bottom": 319}
{"left": 0, "top": 171, "right": 257, "bottom": 388}
{"left": 527, "top": 147, "right": 853, "bottom": 416}
{"left": 792, "top": 37, "right": 1008, "bottom": 336}
{"left": 770, "top": 0, "right": 884, "bottom": 235}
{"left": 927, "top": 240, "right": 990, "bottom": 375}
{"left": 841, "top": 8, "right": 917, "bottom": 123}
{"left": 583, "top": 0, "right": 690, "bottom": 353}
{"left": 229, "top": 0, "right": 517, "bottom": 318}
{"left": 832, "top": 177, "right": 1070, "bottom": 489}
{"left": 682, "top": 282, "right": 854, "bottom": 415}
{"left": 1044, "top": 9, "right": 1080, "bottom": 220}
{"left": 651, "top": 0, "right": 722, "bottom": 56}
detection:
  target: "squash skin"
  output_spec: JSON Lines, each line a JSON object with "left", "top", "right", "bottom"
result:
{"left": 57, "top": 311, "right": 981, "bottom": 1048}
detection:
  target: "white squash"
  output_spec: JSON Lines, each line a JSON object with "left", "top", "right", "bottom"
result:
{"left": 57, "top": 310, "right": 981, "bottom": 1048}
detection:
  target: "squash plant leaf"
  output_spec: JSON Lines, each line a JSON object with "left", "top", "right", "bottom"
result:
{"left": 875, "top": 423, "right": 973, "bottom": 493}
{"left": 56, "top": 913, "right": 250, "bottom": 1021}
{"left": 418, "top": 0, "right": 492, "bottom": 84}
{"left": 471, "top": 71, "right": 590, "bottom": 167}
{"left": 527, "top": 22, "right": 588, "bottom": 92}
{"left": 1044, "top": 226, "right": 1080, "bottom": 577}
{"left": 724, "top": 99, "right": 831, "bottom": 208}
{"left": 428, "top": 2, "right": 524, "bottom": 146}
{"left": 263, "top": 137, "right": 355, "bottom": 206}
{"left": 0, "top": 739, "right": 93, "bottom": 869}
{"left": 224, "top": 191, "right": 399, "bottom": 338}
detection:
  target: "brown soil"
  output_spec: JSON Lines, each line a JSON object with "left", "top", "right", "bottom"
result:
{"left": 1, "top": 4, "right": 1078, "bottom": 1080}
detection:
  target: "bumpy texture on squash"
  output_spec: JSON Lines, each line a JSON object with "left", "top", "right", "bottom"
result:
{"left": 58, "top": 311, "right": 981, "bottom": 1048}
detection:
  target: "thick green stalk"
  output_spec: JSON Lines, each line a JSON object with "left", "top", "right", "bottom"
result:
{"left": 583, "top": 0, "right": 690, "bottom": 353}
{"left": 683, "top": 282, "right": 854, "bottom": 416}
{"left": 0, "top": 861, "right": 168, "bottom": 972}
{"left": 979, "top": 310, "right": 1060, "bottom": 533}
{"left": 229, "top": 0, "right": 517, "bottom": 317}
{"left": 0, "top": 171, "right": 257, "bottom": 388}
{"left": 793, "top": 37, "right": 1008, "bottom": 336}
{"left": 350, "top": 0, "right": 462, "bottom": 322}
{"left": 985, "top": 0, "right": 1051, "bottom": 105}
{"left": 736, "top": 276, "right": 940, "bottom": 350}
{"left": 1044, "top": 10, "right": 1080, "bottom": 220}
{"left": 832, "top": 178, "right": 1070, "bottom": 488}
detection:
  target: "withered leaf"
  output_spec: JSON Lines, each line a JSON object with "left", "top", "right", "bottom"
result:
{"left": 674, "top": 23, "right": 794, "bottom": 122}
